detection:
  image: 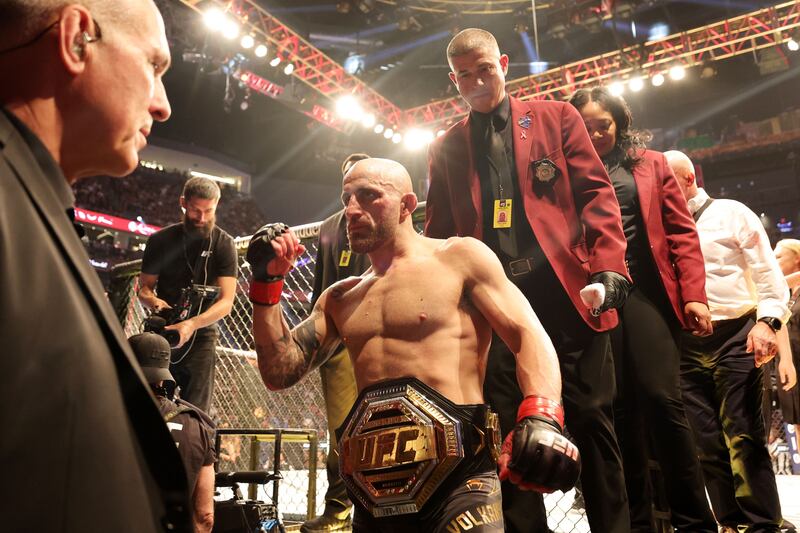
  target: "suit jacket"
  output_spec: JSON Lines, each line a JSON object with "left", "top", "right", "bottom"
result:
{"left": 0, "top": 110, "right": 191, "bottom": 531}
{"left": 425, "top": 97, "right": 628, "bottom": 331}
{"left": 631, "top": 150, "right": 708, "bottom": 328}
{"left": 311, "top": 209, "right": 371, "bottom": 306}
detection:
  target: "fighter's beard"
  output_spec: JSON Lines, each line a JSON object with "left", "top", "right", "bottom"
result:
{"left": 182, "top": 214, "right": 215, "bottom": 239}
{"left": 347, "top": 224, "right": 391, "bottom": 254}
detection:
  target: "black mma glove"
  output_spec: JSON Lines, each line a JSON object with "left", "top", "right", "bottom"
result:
{"left": 589, "top": 270, "right": 631, "bottom": 312}
{"left": 498, "top": 396, "right": 581, "bottom": 493}
{"left": 246, "top": 223, "right": 289, "bottom": 305}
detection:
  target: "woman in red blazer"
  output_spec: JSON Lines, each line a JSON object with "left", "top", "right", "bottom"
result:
{"left": 569, "top": 87, "right": 716, "bottom": 533}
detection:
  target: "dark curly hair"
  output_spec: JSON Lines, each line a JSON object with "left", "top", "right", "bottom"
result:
{"left": 568, "top": 87, "right": 651, "bottom": 169}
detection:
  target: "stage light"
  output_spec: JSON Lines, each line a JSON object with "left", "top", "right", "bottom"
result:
{"left": 221, "top": 18, "right": 240, "bottom": 40}
{"left": 789, "top": 38, "right": 800, "bottom": 52}
{"left": 651, "top": 72, "right": 665, "bottom": 86}
{"left": 392, "top": 133, "right": 402, "bottom": 144}
{"left": 269, "top": 56, "right": 281, "bottom": 67}
{"left": 335, "top": 95, "right": 363, "bottom": 120}
{"left": 404, "top": 128, "right": 434, "bottom": 150}
{"left": 240, "top": 35, "right": 254, "bottom": 49}
{"left": 203, "top": 8, "right": 225, "bottom": 31}
{"left": 361, "top": 113, "right": 376, "bottom": 128}
{"left": 437, "top": 129, "right": 446, "bottom": 137}
{"left": 668, "top": 65, "right": 686, "bottom": 80}
{"left": 383, "top": 128, "right": 394, "bottom": 139}
{"left": 254, "top": 44, "right": 268, "bottom": 58}
{"left": 283, "top": 62, "right": 294, "bottom": 75}
{"left": 609, "top": 81, "right": 624, "bottom": 96}
{"left": 628, "top": 76, "right": 644, "bottom": 92}
{"left": 374, "top": 123, "right": 385, "bottom": 134}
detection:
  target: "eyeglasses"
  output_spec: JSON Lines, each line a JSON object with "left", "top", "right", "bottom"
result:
{"left": 0, "top": 18, "right": 102, "bottom": 56}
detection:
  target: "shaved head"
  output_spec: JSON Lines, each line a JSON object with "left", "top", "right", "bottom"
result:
{"left": 447, "top": 28, "right": 500, "bottom": 68}
{"left": 0, "top": 0, "right": 137, "bottom": 46}
{"left": 664, "top": 150, "right": 695, "bottom": 177}
{"left": 345, "top": 157, "right": 414, "bottom": 196}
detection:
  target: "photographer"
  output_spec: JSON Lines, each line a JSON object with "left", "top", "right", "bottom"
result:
{"left": 139, "top": 176, "right": 238, "bottom": 411}
{"left": 129, "top": 332, "right": 216, "bottom": 533}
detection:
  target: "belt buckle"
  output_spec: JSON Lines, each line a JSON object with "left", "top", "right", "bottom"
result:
{"left": 508, "top": 258, "right": 532, "bottom": 277}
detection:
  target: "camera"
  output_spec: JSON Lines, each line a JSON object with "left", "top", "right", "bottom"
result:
{"left": 144, "top": 284, "right": 221, "bottom": 347}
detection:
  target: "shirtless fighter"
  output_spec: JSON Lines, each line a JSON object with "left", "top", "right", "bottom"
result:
{"left": 248, "top": 158, "right": 580, "bottom": 532}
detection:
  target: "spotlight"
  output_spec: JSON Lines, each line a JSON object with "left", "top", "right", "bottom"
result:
{"left": 269, "top": 56, "right": 281, "bottom": 67}
{"left": 392, "top": 133, "right": 402, "bottom": 144}
{"left": 437, "top": 129, "right": 446, "bottom": 137}
{"left": 361, "top": 113, "right": 376, "bottom": 128}
{"left": 608, "top": 81, "right": 625, "bottom": 96}
{"left": 668, "top": 65, "right": 686, "bottom": 80}
{"left": 374, "top": 123, "right": 385, "bottom": 134}
{"left": 404, "top": 128, "right": 434, "bottom": 150}
{"left": 254, "top": 44, "right": 268, "bottom": 58}
{"left": 203, "top": 8, "right": 225, "bottom": 31}
{"left": 628, "top": 76, "right": 644, "bottom": 92}
{"left": 283, "top": 62, "right": 294, "bottom": 75}
{"left": 700, "top": 63, "right": 717, "bottom": 79}
{"left": 335, "top": 95, "right": 363, "bottom": 120}
{"left": 651, "top": 72, "right": 665, "bottom": 86}
{"left": 788, "top": 38, "right": 800, "bottom": 52}
{"left": 383, "top": 128, "right": 394, "bottom": 139}
{"left": 221, "top": 18, "right": 240, "bottom": 40}
{"left": 240, "top": 35, "right": 254, "bottom": 49}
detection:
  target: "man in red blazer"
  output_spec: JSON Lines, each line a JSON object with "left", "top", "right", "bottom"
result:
{"left": 426, "top": 29, "right": 631, "bottom": 533}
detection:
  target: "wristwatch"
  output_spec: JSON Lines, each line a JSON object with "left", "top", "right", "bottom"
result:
{"left": 757, "top": 316, "right": 782, "bottom": 332}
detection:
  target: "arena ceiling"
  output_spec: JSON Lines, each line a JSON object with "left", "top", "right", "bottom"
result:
{"left": 151, "top": 0, "right": 800, "bottom": 199}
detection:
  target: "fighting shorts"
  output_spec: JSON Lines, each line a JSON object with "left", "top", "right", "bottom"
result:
{"left": 338, "top": 377, "right": 504, "bottom": 532}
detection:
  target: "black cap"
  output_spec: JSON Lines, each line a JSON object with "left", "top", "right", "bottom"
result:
{"left": 128, "top": 332, "right": 175, "bottom": 384}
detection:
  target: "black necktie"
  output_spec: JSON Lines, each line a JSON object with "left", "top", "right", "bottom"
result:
{"left": 483, "top": 115, "right": 518, "bottom": 258}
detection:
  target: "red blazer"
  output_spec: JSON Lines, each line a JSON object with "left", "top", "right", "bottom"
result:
{"left": 632, "top": 150, "right": 708, "bottom": 328}
{"left": 425, "top": 97, "right": 628, "bottom": 331}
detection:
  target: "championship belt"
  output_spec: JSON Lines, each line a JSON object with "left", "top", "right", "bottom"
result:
{"left": 338, "top": 377, "right": 500, "bottom": 518}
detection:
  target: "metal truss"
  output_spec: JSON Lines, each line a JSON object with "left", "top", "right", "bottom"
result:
{"left": 405, "top": 0, "right": 800, "bottom": 128}
{"left": 178, "top": 1, "right": 800, "bottom": 131}
{"left": 178, "top": 0, "right": 405, "bottom": 128}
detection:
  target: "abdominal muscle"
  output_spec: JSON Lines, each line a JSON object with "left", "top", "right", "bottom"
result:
{"left": 346, "top": 324, "right": 490, "bottom": 405}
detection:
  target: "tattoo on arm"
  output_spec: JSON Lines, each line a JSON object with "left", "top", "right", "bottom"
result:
{"left": 256, "top": 308, "right": 341, "bottom": 389}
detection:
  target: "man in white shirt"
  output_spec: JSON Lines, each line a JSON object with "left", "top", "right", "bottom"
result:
{"left": 666, "top": 150, "right": 789, "bottom": 533}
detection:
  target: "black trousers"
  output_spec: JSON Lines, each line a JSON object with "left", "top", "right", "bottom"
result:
{"left": 611, "top": 281, "right": 716, "bottom": 532}
{"left": 681, "top": 313, "right": 782, "bottom": 532}
{"left": 485, "top": 266, "right": 630, "bottom": 533}
{"left": 170, "top": 328, "right": 218, "bottom": 412}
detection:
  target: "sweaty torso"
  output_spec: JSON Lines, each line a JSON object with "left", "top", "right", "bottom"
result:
{"left": 325, "top": 238, "right": 491, "bottom": 404}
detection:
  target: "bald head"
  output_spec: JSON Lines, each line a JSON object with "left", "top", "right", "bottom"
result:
{"left": 447, "top": 28, "right": 500, "bottom": 68}
{"left": 664, "top": 150, "right": 697, "bottom": 200}
{"left": 345, "top": 158, "right": 414, "bottom": 196}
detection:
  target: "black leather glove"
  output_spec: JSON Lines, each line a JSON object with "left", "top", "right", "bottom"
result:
{"left": 246, "top": 223, "right": 289, "bottom": 282}
{"left": 589, "top": 270, "right": 631, "bottom": 312}
{"left": 498, "top": 397, "right": 581, "bottom": 493}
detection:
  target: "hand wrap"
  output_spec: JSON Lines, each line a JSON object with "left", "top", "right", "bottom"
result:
{"left": 246, "top": 223, "right": 289, "bottom": 305}
{"left": 498, "top": 396, "right": 581, "bottom": 493}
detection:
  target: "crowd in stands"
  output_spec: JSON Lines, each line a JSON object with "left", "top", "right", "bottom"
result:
{"left": 73, "top": 165, "right": 266, "bottom": 238}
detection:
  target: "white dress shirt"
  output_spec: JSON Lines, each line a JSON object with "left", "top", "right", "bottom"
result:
{"left": 688, "top": 188, "right": 789, "bottom": 322}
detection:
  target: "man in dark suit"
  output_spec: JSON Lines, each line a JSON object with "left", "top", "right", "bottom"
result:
{"left": 302, "top": 153, "right": 371, "bottom": 532}
{"left": 0, "top": 1, "right": 190, "bottom": 530}
{"left": 426, "top": 29, "right": 632, "bottom": 533}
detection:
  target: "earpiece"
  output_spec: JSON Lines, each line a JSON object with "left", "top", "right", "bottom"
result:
{"left": 72, "top": 32, "right": 91, "bottom": 58}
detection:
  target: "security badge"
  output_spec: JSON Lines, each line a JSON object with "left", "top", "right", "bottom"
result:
{"left": 339, "top": 249, "right": 352, "bottom": 267}
{"left": 533, "top": 158, "right": 558, "bottom": 184}
{"left": 493, "top": 199, "right": 512, "bottom": 229}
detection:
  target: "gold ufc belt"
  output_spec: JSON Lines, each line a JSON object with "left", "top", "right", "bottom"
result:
{"left": 338, "top": 377, "right": 500, "bottom": 517}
